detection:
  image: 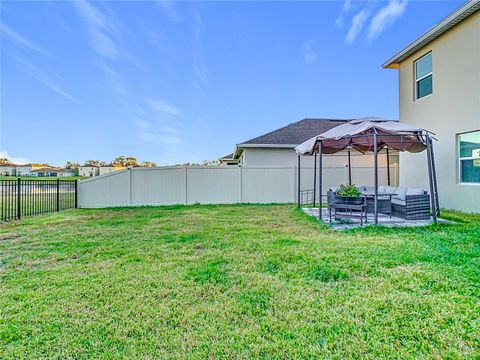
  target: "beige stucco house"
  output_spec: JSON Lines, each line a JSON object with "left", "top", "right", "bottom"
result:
{"left": 220, "top": 118, "right": 400, "bottom": 187}
{"left": 383, "top": 1, "right": 480, "bottom": 212}
{"left": 99, "top": 165, "right": 125, "bottom": 176}
{"left": 79, "top": 165, "right": 100, "bottom": 177}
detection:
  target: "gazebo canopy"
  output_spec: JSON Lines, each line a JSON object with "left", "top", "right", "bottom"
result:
{"left": 295, "top": 117, "right": 429, "bottom": 155}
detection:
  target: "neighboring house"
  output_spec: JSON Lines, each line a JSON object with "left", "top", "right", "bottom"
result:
{"left": 383, "top": 1, "right": 480, "bottom": 212}
{"left": 226, "top": 118, "right": 399, "bottom": 169}
{"left": 218, "top": 154, "right": 239, "bottom": 166}
{"left": 99, "top": 165, "right": 125, "bottom": 176}
{"left": 79, "top": 165, "right": 100, "bottom": 177}
{"left": 59, "top": 168, "right": 78, "bottom": 177}
{"left": 16, "top": 164, "right": 45, "bottom": 176}
{"left": 30, "top": 166, "right": 61, "bottom": 177}
{"left": 0, "top": 164, "right": 17, "bottom": 176}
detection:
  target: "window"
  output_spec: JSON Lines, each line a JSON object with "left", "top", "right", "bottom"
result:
{"left": 458, "top": 131, "right": 480, "bottom": 184}
{"left": 415, "top": 52, "right": 432, "bottom": 100}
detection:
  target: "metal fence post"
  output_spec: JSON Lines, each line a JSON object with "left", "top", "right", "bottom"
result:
{"left": 56, "top": 179, "right": 60, "bottom": 212}
{"left": 17, "top": 178, "right": 21, "bottom": 219}
{"left": 75, "top": 180, "right": 78, "bottom": 208}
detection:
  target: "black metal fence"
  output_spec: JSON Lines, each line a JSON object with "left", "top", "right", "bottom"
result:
{"left": 0, "top": 179, "right": 77, "bottom": 222}
{"left": 299, "top": 189, "right": 315, "bottom": 206}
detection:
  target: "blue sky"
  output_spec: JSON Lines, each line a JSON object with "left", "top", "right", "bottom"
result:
{"left": 0, "top": 0, "right": 464, "bottom": 166}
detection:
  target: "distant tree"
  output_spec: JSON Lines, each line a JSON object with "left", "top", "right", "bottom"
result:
{"left": 0, "top": 158, "right": 11, "bottom": 165}
{"left": 140, "top": 161, "right": 157, "bottom": 167}
{"left": 202, "top": 159, "right": 220, "bottom": 166}
{"left": 65, "top": 161, "right": 81, "bottom": 169}
{"left": 113, "top": 156, "right": 138, "bottom": 167}
{"left": 84, "top": 160, "right": 102, "bottom": 167}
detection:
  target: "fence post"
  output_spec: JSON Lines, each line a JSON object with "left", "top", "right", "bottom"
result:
{"left": 75, "top": 180, "right": 78, "bottom": 208}
{"left": 56, "top": 179, "right": 60, "bottom": 212}
{"left": 17, "top": 178, "right": 21, "bottom": 219}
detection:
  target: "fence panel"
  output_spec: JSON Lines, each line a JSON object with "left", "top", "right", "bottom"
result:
{"left": 0, "top": 179, "right": 77, "bottom": 222}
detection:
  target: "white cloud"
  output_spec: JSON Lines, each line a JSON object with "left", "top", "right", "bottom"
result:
{"left": 302, "top": 41, "right": 317, "bottom": 65}
{"left": 367, "top": 0, "right": 407, "bottom": 41}
{"left": 0, "top": 151, "right": 29, "bottom": 164}
{"left": 346, "top": 9, "right": 370, "bottom": 44}
{"left": 156, "top": 0, "right": 182, "bottom": 22}
{"left": 134, "top": 119, "right": 182, "bottom": 147}
{"left": 192, "top": 11, "right": 209, "bottom": 91}
{"left": 8, "top": 52, "right": 78, "bottom": 102}
{"left": 334, "top": 0, "right": 353, "bottom": 28}
{"left": 146, "top": 98, "right": 182, "bottom": 116}
{"left": 1, "top": 23, "right": 52, "bottom": 57}
{"left": 72, "top": 0, "right": 118, "bottom": 59}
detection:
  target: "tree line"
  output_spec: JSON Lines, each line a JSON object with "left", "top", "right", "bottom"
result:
{"left": 0, "top": 157, "right": 156, "bottom": 168}
{"left": 65, "top": 156, "right": 157, "bottom": 169}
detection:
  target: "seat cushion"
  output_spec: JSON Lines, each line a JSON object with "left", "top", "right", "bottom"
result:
{"left": 391, "top": 198, "right": 406, "bottom": 206}
{"left": 365, "top": 186, "right": 375, "bottom": 193}
{"left": 406, "top": 188, "right": 425, "bottom": 195}
{"left": 395, "top": 186, "right": 408, "bottom": 201}
{"left": 385, "top": 186, "right": 397, "bottom": 193}
{"left": 378, "top": 186, "right": 386, "bottom": 193}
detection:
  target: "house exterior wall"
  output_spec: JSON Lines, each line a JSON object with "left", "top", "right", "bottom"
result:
{"left": 0, "top": 166, "right": 17, "bottom": 176}
{"left": 240, "top": 147, "right": 398, "bottom": 172}
{"left": 99, "top": 167, "right": 118, "bottom": 176}
{"left": 16, "top": 166, "right": 33, "bottom": 176}
{"left": 397, "top": 12, "right": 480, "bottom": 212}
{"left": 79, "top": 166, "right": 99, "bottom": 177}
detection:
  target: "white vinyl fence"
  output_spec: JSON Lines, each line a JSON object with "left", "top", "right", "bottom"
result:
{"left": 78, "top": 164, "right": 398, "bottom": 208}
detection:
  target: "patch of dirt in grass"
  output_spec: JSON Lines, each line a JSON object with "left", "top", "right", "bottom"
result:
{"left": 0, "top": 233, "right": 20, "bottom": 242}
{"left": 387, "top": 264, "right": 423, "bottom": 274}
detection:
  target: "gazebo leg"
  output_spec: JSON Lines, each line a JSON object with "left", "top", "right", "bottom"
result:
{"left": 318, "top": 141, "right": 323, "bottom": 221}
{"left": 386, "top": 147, "right": 391, "bottom": 186}
{"left": 426, "top": 136, "right": 437, "bottom": 223}
{"left": 313, "top": 153, "right": 317, "bottom": 207}
{"left": 373, "top": 132, "right": 378, "bottom": 225}
{"left": 297, "top": 155, "right": 301, "bottom": 208}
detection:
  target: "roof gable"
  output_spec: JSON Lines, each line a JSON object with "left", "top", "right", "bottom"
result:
{"left": 238, "top": 118, "right": 352, "bottom": 146}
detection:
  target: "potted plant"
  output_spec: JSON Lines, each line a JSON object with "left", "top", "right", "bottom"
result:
{"left": 335, "top": 184, "right": 363, "bottom": 205}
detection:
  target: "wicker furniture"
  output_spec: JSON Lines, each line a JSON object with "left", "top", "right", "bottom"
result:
{"left": 327, "top": 191, "right": 367, "bottom": 225}
{"left": 357, "top": 185, "right": 431, "bottom": 220}
{"left": 362, "top": 193, "right": 394, "bottom": 217}
{"left": 391, "top": 194, "right": 431, "bottom": 220}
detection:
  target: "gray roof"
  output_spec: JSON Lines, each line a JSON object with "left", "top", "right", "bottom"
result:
{"left": 219, "top": 153, "right": 234, "bottom": 160}
{"left": 239, "top": 118, "right": 352, "bottom": 146}
{"left": 383, "top": 1, "right": 480, "bottom": 68}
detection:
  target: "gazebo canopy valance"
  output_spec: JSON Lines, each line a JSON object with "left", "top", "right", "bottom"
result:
{"left": 293, "top": 117, "right": 439, "bottom": 225}
{"left": 295, "top": 117, "right": 430, "bottom": 155}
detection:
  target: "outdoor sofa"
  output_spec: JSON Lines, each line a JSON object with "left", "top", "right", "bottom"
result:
{"left": 329, "top": 185, "right": 431, "bottom": 220}
{"left": 358, "top": 185, "right": 431, "bottom": 220}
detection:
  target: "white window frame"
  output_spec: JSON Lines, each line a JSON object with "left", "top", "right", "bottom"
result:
{"left": 458, "top": 130, "right": 480, "bottom": 185}
{"left": 414, "top": 52, "right": 433, "bottom": 101}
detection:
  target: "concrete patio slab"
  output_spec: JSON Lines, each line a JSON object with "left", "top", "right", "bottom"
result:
{"left": 302, "top": 208, "right": 451, "bottom": 230}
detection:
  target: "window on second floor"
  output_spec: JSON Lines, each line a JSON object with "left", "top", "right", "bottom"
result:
{"left": 415, "top": 52, "right": 432, "bottom": 100}
{"left": 458, "top": 130, "right": 480, "bottom": 184}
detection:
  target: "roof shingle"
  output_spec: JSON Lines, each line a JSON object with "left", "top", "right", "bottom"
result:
{"left": 239, "top": 118, "right": 352, "bottom": 146}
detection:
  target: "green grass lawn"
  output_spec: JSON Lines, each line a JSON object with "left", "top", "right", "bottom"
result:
{"left": 0, "top": 205, "right": 478, "bottom": 358}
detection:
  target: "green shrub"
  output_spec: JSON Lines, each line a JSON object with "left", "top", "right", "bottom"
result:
{"left": 336, "top": 184, "right": 361, "bottom": 197}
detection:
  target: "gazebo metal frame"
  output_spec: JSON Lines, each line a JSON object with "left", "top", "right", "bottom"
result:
{"left": 297, "top": 131, "right": 440, "bottom": 225}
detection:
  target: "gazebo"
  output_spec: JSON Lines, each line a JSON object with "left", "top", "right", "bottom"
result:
{"left": 295, "top": 118, "right": 440, "bottom": 224}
